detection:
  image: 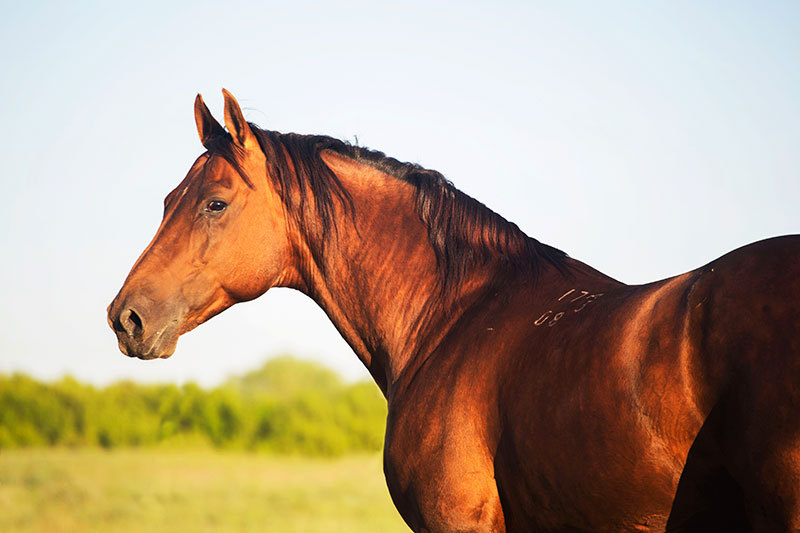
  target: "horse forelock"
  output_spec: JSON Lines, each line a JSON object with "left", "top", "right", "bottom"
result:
{"left": 201, "top": 133, "right": 254, "bottom": 189}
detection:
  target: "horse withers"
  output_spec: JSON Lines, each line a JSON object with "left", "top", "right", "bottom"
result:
{"left": 108, "top": 90, "right": 800, "bottom": 532}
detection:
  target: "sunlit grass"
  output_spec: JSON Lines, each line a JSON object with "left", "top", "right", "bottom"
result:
{"left": 0, "top": 448, "right": 409, "bottom": 532}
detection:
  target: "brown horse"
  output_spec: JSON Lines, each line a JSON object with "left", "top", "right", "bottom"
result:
{"left": 108, "top": 90, "right": 800, "bottom": 532}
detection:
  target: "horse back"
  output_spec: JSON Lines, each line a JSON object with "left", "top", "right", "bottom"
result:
{"left": 491, "top": 234, "right": 800, "bottom": 531}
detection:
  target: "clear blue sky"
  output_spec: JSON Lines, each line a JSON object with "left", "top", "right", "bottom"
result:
{"left": 1, "top": 1, "right": 798, "bottom": 386}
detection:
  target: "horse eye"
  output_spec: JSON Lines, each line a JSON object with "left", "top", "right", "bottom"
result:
{"left": 206, "top": 200, "right": 228, "bottom": 212}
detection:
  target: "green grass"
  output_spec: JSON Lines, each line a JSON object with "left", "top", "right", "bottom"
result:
{"left": 0, "top": 448, "right": 410, "bottom": 532}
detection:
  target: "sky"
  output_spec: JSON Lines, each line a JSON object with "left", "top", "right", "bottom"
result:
{"left": 0, "top": 1, "right": 798, "bottom": 386}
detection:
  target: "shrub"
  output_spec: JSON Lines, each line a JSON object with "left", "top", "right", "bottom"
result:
{"left": 0, "top": 357, "right": 387, "bottom": 455}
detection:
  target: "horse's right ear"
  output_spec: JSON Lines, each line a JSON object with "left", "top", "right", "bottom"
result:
{"left": 194, "top": 94, "right": 226, "bottom": 149}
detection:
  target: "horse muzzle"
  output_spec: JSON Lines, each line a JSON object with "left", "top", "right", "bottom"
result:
{"left": 107, "top": 294, "right": 185, "bottom": 359}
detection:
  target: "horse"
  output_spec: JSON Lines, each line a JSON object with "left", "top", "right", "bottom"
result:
{"left": 108, "top": 89, "right": 800, "bottom": 532}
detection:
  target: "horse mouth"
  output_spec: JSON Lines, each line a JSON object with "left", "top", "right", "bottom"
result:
{"left": 116, "top": 337, "right": 177, "bottom": 360}
{"left": 112, "top": 319, "right": 181, "bottom": 360}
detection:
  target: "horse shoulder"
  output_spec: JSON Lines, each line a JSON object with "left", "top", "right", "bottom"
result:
{"left": 490, "top": 273, "right": 710, "bottom": 530}
{"left": 383, "top": 360, "right": 506, "bottom": 532}
{"left": 382, "top": 286, "right": 524, "bottom": 531}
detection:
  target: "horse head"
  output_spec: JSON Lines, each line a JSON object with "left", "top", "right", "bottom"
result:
{"left": 107, "top": 90, "right": 298, "bottom": 359}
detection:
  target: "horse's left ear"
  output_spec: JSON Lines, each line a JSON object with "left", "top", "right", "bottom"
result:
{"left": 194, "top": 94, "right": 226, "bottom": 149}
{"left": 222, "top": 89, "right": 258, "bottom": 151}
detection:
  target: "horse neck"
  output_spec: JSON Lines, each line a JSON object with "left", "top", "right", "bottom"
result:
{"left": 289, "top": 151, "right": 492, "bottom": 396}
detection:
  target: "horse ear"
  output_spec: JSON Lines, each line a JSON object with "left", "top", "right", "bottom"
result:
{"left": 194, "top": 94, "right": 226, "bottom": 149}
{"left": 222, "top": 89, "right": 258, "bottom": 150}
{"left": 194, "top": 93, "right": 226, "bottom": 148}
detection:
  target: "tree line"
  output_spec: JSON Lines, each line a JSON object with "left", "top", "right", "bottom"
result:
{"left": 0, "top": 356, "right": 386, "bottom": 456}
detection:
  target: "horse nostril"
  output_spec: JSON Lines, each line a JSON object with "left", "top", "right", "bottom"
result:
{"left": 116, "top": 307, "right": 144, "bottom": 338}
{"left": 128, "top": 309, "right": 143, "bottom": 330}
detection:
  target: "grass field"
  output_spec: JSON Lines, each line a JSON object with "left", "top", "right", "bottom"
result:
{"left": 0, "top": 448, "right": 410, "bottom": 532}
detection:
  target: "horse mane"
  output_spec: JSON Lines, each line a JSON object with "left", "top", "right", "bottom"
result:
{"left": 206, "top": 124, "right": 567, "bottom": 289}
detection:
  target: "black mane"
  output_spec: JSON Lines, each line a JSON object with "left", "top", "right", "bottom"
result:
{"left": 207, "top": 125, "right": 567, "bottom": 289}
